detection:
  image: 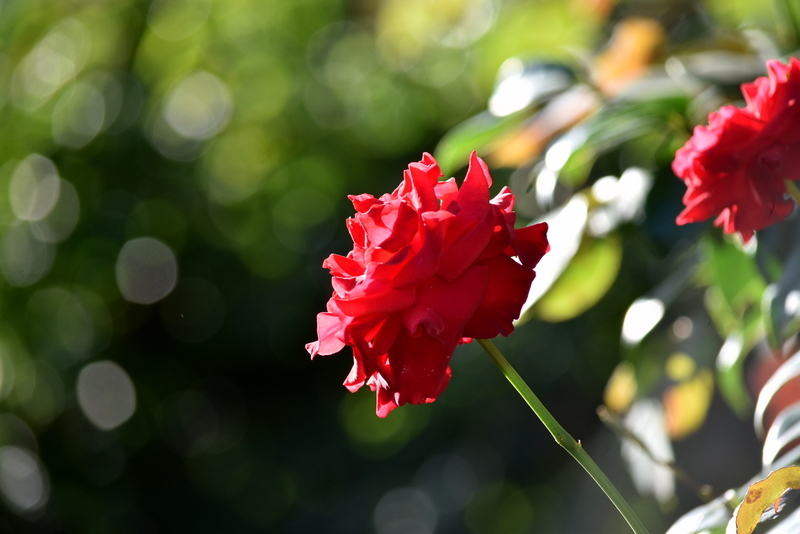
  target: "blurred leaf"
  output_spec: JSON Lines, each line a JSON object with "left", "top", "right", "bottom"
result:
{"left": 702, "top": 237, "right": 766, "bottom": 340}
{"left": 435, "top": 112, "right": 525, "bottom": 175}
{"left": 763, "top": 404, "right": 800, "bottom": 470}
{"left": 776, "top": 0, "right": 800, "bottom": 48}
{"left": 437, "top": 60, "right": 580, "bottom": 173}
{"left": 705, "top": 286, "right": 740, "bottom": 341}
{"left": 593, "top": 17, "right": 666, "bottom": 96}
{"left": 673, "top": 52, "right": 766, "bottom": 91}
{"left": 764, "top": 246, "right": 800, "bottom": 347}
{"left": 604, "top": 361, "right": 638, "bottom": 413}
{"left": 758, "top": 223, "right": 800, "bottom": 349}
{"left": 754, "top": 350, "right": 800, "bottom": 438}
{"left": 553, "top": 134, "right": 596, "bottom": 188}
{"left": 665, "top": 491, "right": 734, "bottom": 534}
{"left": 487, "top": 59, "right": 577, "bottom": 117}
{"left": 621, "top": 399, "right": 676, "bottom": 504}
{"left": 533, "top": 233, "right": 622, "bottom": 322}
{"left": 518, "top": 194, "right": 589, "bottom": 323}
{"left": 763, "top": 285, "right": 784, "bottom": 351}
{"left": 489, "top": 85, "right": 598, "bottom": 169}
{"left": 703, "top": 238, "right": 765, "bottom": 312}
{"left": 543, "top": 93, "right": 689, "bottom": 188}
{"left": 663, "top": 365, "right": 714, "bottom": 440}
{"left": 716, "top": 332, "right": 753, "bottom": 418}
{"left": 734, "top": 466, "right": 800, "bottom": 534}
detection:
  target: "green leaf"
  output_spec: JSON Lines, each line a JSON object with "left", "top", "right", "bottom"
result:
{"left": 532, "top": 233, "right": 622, "bottom": 322}
{"left": 434, "top": 112, "right": 525, "bottom": 175}
{"left": 701, "top": 237, "right": 766, "bottom": 339}
{"left": 703, "top": 238, "right": 765, "bottom": 311}
{"left": 716, "top": 332, "right": 752, "bottom": 418}
{"left": 517, "top": 194, "right": 589, "bottom": 324}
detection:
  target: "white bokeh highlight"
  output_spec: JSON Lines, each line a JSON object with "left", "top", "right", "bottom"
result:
{"left": 9, "top": 155, "right": 61, "bottom": 222}
{"left": 0, "top": 446, "right": 50, "bottom": 513}
{"left": 622, "top": 297, "right": 665, "bottom": 346}
{"left": 116, "top": 237, "right": 178, "bottom": 304}
{"left": 163, "top": 71, "right": 232, "bottom": 140}
{"left": 76, "top": 360, "right": 136, "bottom": 431}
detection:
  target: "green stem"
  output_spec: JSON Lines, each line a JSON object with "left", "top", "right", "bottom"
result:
{"left": 786, "top": 180, "right": 800, "bottom": 206}
{"left": 477, "top": 338, "right": 650, "bottom": 534}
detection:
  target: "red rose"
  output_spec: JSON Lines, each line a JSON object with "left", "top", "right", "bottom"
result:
{"left": 673, "top": 57, "right": 800, "bottom": 242}
{"left": 306, "top": 152, "right": 549, "bottom": 417}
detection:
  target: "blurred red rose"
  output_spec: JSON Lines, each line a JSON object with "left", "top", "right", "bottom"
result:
{"left": 306, "top": 152, "right": 549, "bottom": 417}
{"left": 673, "top": 57, "right": 800, "bottom": 242}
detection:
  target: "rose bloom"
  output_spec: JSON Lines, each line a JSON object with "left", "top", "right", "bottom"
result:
{"left": 306, "top": 152, "right": 549, "bottom": 417}
{"left": 673, "top": 57, "right": 800, "bottom": 242}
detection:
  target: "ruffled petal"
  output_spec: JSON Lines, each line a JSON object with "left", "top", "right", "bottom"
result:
{"left": 672, "top": 60, "right": 800, "bottom": 241}
{"left": 308, "top": 152, "right": 549, "bottom": 417}
{"left": 380, "top": 329, "right": 454, "bottom": 414}
{"left": 403, "top": 266, "right": 488, "bottom": 345}
{"left": 462, "top": 256, "right": 535, "bottom": 339}
{"left": 513, "top": 222, "right": 550, "bottom": 269}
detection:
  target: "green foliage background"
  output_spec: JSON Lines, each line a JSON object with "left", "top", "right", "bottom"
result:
{"left": 0, "top": 0, "right": 787, "bottom": 532}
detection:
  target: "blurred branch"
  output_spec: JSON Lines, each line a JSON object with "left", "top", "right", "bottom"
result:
{"left": 597, "top": 405, "right": 715, "bottom": 503}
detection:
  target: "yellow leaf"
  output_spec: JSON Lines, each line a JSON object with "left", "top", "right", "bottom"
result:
{"left": 663, "top": 368, "right": 713, "bottom": 440}
{"left": 593, "top": 17, "right": 666, "bottom": 95}
{"left": 665, "top": 352, "right": 696, "bottom": 381}
{"left": 603, "top": 361, "right": 637, "bottom": 413}
{"left": 735, "top": 466, "right": 800, "bottom": 534}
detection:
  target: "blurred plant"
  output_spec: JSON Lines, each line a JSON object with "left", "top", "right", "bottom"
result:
{"left": 0, "top": 0, "right": 527, "bottom": 531}
{"left": 428, "top": 0, "right": 800, "bottom": 532}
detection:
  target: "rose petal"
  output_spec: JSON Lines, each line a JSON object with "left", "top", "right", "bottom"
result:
{"left": 308, "top": 152, "right": 549, "bottom": 416}
{"left": 391, "top": 211, "right": 449, "bottom": 288}
{"left": 463, "top": 256, "right": 535, "bottom": 339}
{"left": 513, "top": 222, "right": 550, "bottom": 268}
{"left": 383, "top": 329, "right": 454, "bottom": 410}
{"left": 672, "top": 60, "right": 800, "bottom": 240}
{"left": 437, "top": 206, "right": 496, "bottom": 281}
{"left": 403, "top": 266, "right": 488, "bottom": 345}
{"left": 306, "top": 312, "right": 346, "bottom": 357}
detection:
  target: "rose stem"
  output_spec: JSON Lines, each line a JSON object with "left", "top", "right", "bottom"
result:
{"left": 477, "top": 338, "right": 650, "bottom": 534}
{"left": 786, "top": 180, "right": 800, "bottom": 206}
